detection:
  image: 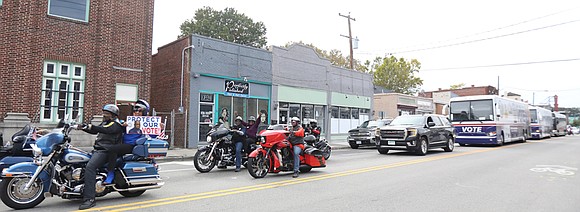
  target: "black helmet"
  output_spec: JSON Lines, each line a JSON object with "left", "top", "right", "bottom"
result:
{"left": 103, "top": 104, "right": 119, "bottom": 116}
{"left": 135, "top": 99, "right": 150, "bottom": 116}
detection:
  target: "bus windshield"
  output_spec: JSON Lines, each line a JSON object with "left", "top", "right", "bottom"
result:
{"left": 530, "top": 109, "right": 538, "bottom": 123}
{"left": 450, "top": 100, "right": 494, "bottom": 122}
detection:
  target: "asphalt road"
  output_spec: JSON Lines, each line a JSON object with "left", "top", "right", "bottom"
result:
{"left": 1, "top": 135, "right": 579, "bottom": 212}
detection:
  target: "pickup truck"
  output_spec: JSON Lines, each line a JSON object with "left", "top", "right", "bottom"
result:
{"left": 376, "top": 114, "right": 455, "bottom": 155}
{"left": 347, "top": 119, "right": 392, "bottom": 149}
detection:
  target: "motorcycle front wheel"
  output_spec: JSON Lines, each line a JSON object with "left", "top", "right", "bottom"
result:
{"left": 248, "top": 152, "right": 269, "bottom": 178}
{"left": 193, "top": 148, "right": 217, "bottom": 173}
{"left": 0, "top": 177, "right": 45, "bottom": 210}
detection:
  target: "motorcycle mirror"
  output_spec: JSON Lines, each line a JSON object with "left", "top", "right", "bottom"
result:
{"left": 56, "top": 119, "right": 66, "bottom": 128}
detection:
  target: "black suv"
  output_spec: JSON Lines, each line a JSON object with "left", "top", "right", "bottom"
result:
{"left": 376, "top": 114, "right": 455, "bottom": 155}
{"left": 347, "top": 119, "right": 392, "bottom": 149}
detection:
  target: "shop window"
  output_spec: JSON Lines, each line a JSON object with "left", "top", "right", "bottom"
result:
{"left": 218, "top": 95, "right": 232, "bottom": 124}
{"left": 351, "top": 108, "right": 359, "bottom": 119}
{"left": 247, "top": 98, "right": 257, "bottom": 119}
{"left": 340, "top": 107, "right": 350, "bottom": 119}
{"left": 302, "top": 105, "right": 314, "bottom": 122}
{"left": 331, "top": 107, "right": 339, "bottom": 118}
{"left": 41, "top": 61, "right": 85, "bottom": 123}
{"left": 258, "top": 99, "right": 269, "bottom": 124}
{"left": 233, "top": 97, "right": 244, "bottom": 120}
{"left": 289, "top": 104, "right": 300, "bottom": 119}
{"left": 48, "top": 0, "right": 90, "bottom": 22}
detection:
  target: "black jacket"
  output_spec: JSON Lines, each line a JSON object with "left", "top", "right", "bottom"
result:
{"left": 83, "top": 119, "right": 124, "bottom": 150}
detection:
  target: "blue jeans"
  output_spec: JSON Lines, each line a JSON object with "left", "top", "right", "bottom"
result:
{"left": 235, "top": 141, "right": 243, "bottom": 169}
{"left": 293, "top": 145, "right": 302, "bottom": 173}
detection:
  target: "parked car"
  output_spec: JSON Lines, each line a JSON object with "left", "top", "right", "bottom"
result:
{"left": 571, "top": 127, "right": 579, "bottom": 135}
{"left": 348, "top": 119, "right": 392, "bottom": 149}
{"left": 376, "top": 114, "right": 455, "bottom": 155}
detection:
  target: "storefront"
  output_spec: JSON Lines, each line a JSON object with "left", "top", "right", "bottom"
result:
{"left": 196, "top": 74, "right": 271, "bottom": 142}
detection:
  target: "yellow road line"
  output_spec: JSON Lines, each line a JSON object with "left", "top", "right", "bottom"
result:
{"left": 77, "top": 143, "right": 522, "bottom": 212}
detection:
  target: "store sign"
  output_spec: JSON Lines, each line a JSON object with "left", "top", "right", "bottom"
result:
{"left": 224, "top": 80, "right": 249, "bottom": 97}
{"left": 200, "top": 93, "right": 214, "bottom": 103}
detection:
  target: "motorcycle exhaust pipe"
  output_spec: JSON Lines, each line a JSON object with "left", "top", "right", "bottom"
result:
{"left": 113, "top": 182, "right": 164, "bottom": 192}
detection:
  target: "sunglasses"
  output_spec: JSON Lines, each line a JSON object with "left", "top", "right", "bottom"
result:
{"left": 133, "top": 109, "right": 143, "bottom": 112}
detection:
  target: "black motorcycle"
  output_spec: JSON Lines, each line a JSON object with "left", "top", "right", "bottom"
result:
{"left": 193, "top": 124, "right": 255, "bottom": 172}
{"left": 0, "top": 125, "right": 38, "bottom": 172}
{"left": 304, "top": 134, "right": 332, "bottom": 160}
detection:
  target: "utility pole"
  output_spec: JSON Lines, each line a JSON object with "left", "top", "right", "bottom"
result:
{"left": 339, "top": 12, "right": 356, "bottom": 70}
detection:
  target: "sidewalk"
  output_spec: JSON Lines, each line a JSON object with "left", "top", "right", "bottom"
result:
{"left": 157, "top": 139, "right": 351, "bottom": 162}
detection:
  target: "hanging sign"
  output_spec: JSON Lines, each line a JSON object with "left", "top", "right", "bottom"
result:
{"left": 224, "top": 80, "right": 250, "bottom": 97}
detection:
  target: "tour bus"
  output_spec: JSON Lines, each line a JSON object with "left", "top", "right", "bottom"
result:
{"left": 529, "top": 106, "right": 553, "bottom": 139}
{"left": 450, "top": 95, "right": 529, "bottom": 146}
{"left": 552, "top": 112, "right": 568, "bottom": 137}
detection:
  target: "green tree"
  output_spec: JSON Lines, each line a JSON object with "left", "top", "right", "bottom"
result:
{"left": 179, "top": 7, "right": 267, "bottom": 48}
{"left": 450, "top": 83, "right": 465, "bottom": 90}
{"left": 370, "top": 56, "right": 423, "bottom": 95}
{"left": 285, "top": 41, "right": 368, "bottom": 72}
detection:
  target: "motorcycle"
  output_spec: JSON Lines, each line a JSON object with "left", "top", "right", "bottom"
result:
{"left": 247, "top": 127, "right": 326, "bottom": 178}
{"left": 194, "top": 124, "right": 257, "bottom": 173}
{"left": 0, "top": 125, "right": 40, "bottom": 172}
{"left": 0, "top": 117, "right": 167, "bottom": 210}
{"left": 304, "top": 133, "right": 331, "bottom": 160}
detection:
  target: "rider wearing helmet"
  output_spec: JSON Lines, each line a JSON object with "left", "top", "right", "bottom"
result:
{"left": 231, "top": 116, "right": 247, "bottom": 172}
{"left": 306, "top": 119, "right": 321, "bottom": 139}
{"left": 289, "top": 117, "right": 305, "bottom": 178}
{"left": 241, "top": 112, "right": 263, "bottom": 155}
{"left": 78, "top": 104, "right": 124, "bottom": 210}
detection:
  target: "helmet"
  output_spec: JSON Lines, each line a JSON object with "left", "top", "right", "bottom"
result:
{"left": 248, "top": 116, "right": 256, "bottom": 121}
{"left": 102, "top": 104, "right": 119, "bottom": 116}
{"left": 135, "top": 99, "right": 150, "bottom": 116}
{"left": 235, "top": 116, "right": 243, "bottom": 121}
{"left": 290, "top": 117, "right": 300, "bottom": 123}
{"left": 310, "top": 119, "right": 318, "bottom": 124}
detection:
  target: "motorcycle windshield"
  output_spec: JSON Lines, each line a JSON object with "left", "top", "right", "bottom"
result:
{"left": 211, "top": 128, "right": 230, "bottom": 139}
{"left": 35, "top": 132, "right": 64, "bottom": 155}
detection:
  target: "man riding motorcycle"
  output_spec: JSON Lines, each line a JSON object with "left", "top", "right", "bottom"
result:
{"left": 77, "top": 104, "right": 124, "bottom": 210}
{"left": 288, "top": 117, "right": 305, "bottom": 178}
{"left": 231, "top": 116, "right": 247, "bottom": 172}
{"left": 306, "top": 119, "right": 321, "bottom": 139}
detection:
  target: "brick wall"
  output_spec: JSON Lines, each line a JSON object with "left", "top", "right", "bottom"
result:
{"left": 0, "top": 0, "right": 154, "bottom": 122}
{"left": 151, "top": 37, "right": 190, "bottom": 148}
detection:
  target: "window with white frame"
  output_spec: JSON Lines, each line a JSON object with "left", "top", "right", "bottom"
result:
{"left": 48, "top": 0, "right": 90, "bottom": 22}
{"left": 41, "top": 61, "right": 85, "bottom": 122}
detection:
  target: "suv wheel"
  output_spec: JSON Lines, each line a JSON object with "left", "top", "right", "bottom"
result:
{"left": 443, "top": 136, "right": 454, "bottom": 152}
{"left": 378, "top": 148, "right": 389, "bottom": 154}
{"left": 416, "top": 137, "right": 428, "bottom": 156}
{"left": 349, "top": 144, "right": 359, "bottom": 149}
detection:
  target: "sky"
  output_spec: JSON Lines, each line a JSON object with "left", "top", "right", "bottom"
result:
{"left": 153, "top": 0, "right": 580, "bottom": 108}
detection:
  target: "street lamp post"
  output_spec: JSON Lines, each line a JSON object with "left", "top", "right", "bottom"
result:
{"left": 180, "top": 45, "right": 195, "bottom": 113}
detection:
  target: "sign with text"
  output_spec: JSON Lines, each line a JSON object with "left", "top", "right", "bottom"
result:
{"left": 126, "top": 116, "right": 162, "bottom": 135}
{"left": 224, "top": 80, "right": 249, "bottom": 97}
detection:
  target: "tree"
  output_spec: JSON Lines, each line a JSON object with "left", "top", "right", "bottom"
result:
{"left": 450, "top": 83, "right": 465, "bottom": 90}
{"left": 370, "top": 56, "right": 423, "bottom": 95}
{"left": 179, "top": 7, "right": 267, "bottom": 48}
{"left": 284, "top": 41, "right": 368, "bottom": 72}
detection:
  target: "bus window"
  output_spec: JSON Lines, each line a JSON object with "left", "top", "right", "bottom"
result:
{"left": 471, "top": 100, "right": 493, "bottom": 121}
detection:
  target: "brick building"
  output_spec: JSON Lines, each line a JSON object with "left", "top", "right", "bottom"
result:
{"left": 0, "top": 0, "right": 154, "bottom": 144}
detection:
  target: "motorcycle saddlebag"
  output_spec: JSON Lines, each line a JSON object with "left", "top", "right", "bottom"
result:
{"left": 132, "top": 138, "right": 169, "bottom": 158}
{"left": 121, "top": 162, "right": 161, "bottom": 186}
{"left": 304, "top": 154, "right": 325, "bottom": 168}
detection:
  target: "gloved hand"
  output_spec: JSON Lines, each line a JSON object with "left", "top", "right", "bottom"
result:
{"left": 77, "top": 123, "right": 88, "bottom": 130}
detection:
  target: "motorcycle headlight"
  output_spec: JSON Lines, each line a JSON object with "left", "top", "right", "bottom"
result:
{"left": 260, "top": 136, "right": 266, "bottom": 144}
{"left": 407, "top": 129, "right": 417, "bottom": 137}
{"left": 31, "top": 144, "right": 42, "bottom": 157}
{"left": 206, "top": 136, "right": 212, "bottom": 143}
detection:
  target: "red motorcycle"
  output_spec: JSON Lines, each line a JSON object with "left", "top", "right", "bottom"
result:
{"left": 247, "top": 127, "right": 326, "bottom": 178}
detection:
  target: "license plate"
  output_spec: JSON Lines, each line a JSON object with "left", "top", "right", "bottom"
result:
{"left": 388, "top": 140, "right": 396, "bottom": 145}
{"left": 356, "top": 141, "right": 362, "bottom": 144}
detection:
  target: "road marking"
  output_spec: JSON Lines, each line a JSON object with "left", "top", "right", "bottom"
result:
{"left": 158, "top": 168, "right": 196, "bottom": 173}
{"left": 77, "top": 143, "right": 524, "bottom": 212}
{"left": 530, "top": 165, "right": 577, "bottom": 176}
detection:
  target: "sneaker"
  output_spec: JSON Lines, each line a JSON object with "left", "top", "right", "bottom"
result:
{"left": 79, "top": 199, "right": 96, "bottom": 210}
{"left": 103, "top": 170, "right": 115, "bottom": 185}
{"left": 292, "top": 171, "right": 299, "bottom": 178}
{"left": 235, "top": 167, "right": 241, "bottom": 172}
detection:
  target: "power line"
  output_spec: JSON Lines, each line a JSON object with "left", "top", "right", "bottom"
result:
{"left": 389, "top": 18, "right": 580, "bottom": 54}
{"left": 390, "top": 7, "right": 580, "bottom": 52}
{"left": 423, "top": 58, "right": 580, "bottom": 71}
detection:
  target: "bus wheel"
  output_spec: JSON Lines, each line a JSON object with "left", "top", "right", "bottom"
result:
{"left": 497, "top": 134, "right": 505, "bottom": 146}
